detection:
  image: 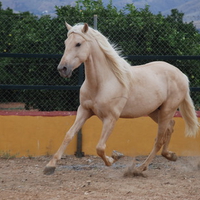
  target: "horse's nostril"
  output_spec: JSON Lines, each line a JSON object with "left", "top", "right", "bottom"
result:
{"left": 63, "top": 67, "right": 67, "bottom": 71}
{"left": 58, "top": 66, "right": 67, "bottom": 72}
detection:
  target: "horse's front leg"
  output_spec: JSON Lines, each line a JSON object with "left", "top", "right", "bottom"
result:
{"left": 43, "top": 106, "right": 92, "bottom": 175}
{"left": 96, "top": 117, "right": 124, "bottom": 166}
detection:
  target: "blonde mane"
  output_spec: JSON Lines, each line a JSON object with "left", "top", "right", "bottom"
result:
{"left": 68, "top": 24, "right": 132, "bottom": 89}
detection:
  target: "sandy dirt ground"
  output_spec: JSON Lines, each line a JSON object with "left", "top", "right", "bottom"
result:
{"left": 0, "top": 155, "right": 200, "bottom": 200}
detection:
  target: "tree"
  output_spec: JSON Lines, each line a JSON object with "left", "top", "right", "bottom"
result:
{"left": 1, "top": 0, "right": 200, "bottom": 110}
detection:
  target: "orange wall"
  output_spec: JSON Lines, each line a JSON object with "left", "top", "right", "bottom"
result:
{"left": 0, "top": 114, "right": 200, "bottom": 157}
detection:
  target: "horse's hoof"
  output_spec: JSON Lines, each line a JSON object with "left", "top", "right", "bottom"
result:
{"left": 124, "top": 166, "right": 146, "bottom": 178}
{"left": 111, "top": 150, "right": 124, "bottom": 161}
{"left": 170, "top": 153, "right": 178, "bottom": 161}
{"left": 162, "top": 152, "right": 177, "bottom": 161}
{"left": 43, "top": 166, "right": 56, "bottom": 175}
{"left": 131, "top": 170, "right": 147, "bottom": 177}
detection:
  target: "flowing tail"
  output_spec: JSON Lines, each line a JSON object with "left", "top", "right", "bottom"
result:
{"left": 179, "top": 90, "right": 199, "bottom": 137}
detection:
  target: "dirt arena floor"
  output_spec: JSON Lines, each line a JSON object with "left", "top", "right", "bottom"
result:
{"left": 0, "top": 155, "right": 200, "bottom": 200}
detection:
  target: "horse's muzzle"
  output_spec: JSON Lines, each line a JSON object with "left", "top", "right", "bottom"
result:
{"left": 57, "top": 66, "right": 72, "bottom": 78}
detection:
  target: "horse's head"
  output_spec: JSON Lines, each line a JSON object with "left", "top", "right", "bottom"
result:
{"left": 57, "top": 23, "right": 90, "bottom": 78}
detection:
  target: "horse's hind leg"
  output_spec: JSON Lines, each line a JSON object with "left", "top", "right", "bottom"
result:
{"left": 148, "top": 110, "right": 177, "bottom": 161}
{"left": 125, "top": 109, "right": 176, "bottom": 176}
{"left": 161, "top": 119, "right": 177, "bottom": 161}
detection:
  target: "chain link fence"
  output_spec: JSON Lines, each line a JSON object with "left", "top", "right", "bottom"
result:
{"left": 0, "top": 13, "right": 200, "bottom": 111}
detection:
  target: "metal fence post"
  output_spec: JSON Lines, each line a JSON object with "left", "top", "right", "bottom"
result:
{"left": 75, "top": 129, "right": 84, "bottom": 158}
{"left": 75, "top": 63, "right": 85, "bottom": 158}
{"left": 94, "top": 15, "right": 97, "bottom": 30}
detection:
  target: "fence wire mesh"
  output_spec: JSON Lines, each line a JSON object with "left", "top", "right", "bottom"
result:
{"left": 0, "top": 13, "right": 200, "bottom": 111}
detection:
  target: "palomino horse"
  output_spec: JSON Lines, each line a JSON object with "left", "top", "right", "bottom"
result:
{"left": 44, "top": 23, "right": 199, "bottom": 176}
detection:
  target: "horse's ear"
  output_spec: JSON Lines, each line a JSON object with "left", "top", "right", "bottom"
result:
{"left": 65, "top": 22, "right": 72, "bottom": 30}
{"left": 82, "top": 23, "right": 88, "bottom": 33}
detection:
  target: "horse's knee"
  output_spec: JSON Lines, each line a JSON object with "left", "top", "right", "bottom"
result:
{"left": 96, "top": 148, "right": 104, "bottom": 157}
{"left": 96, "top": 144, "right": 114, "bottom": 166}
{"left": 96, "top": 144, "right": 105, "bottom": 157}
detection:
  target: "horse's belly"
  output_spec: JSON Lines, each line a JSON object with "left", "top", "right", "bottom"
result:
{"left": 120, "top": 107, "right": 150, "bottom": 118}
{"left": 120, "top": 98, "right": 162, "bottom": 118}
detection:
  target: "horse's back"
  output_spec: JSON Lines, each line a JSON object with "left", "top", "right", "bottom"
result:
{"left": 133, "top": 61, "right": 184, "bottom": 74}
{"left": 131, "top": 61, "right": 188, "bottom": 87}
{"left": 121, "top": 61, "right": 189, "bottom": 118}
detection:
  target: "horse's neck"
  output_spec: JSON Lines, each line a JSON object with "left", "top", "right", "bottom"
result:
{"left": 84, "top": 50, "right": 115, "bottom": 89}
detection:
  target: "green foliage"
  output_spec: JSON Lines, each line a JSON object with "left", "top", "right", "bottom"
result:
{"left": 0, "top": 150, "right": 18, "bottom": 159}
{"left": 0, "top": 0, "right": 200, "bottom": 111}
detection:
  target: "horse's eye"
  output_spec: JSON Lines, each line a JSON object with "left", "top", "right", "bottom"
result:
{"left": 76, "top": 43, "right": 81, "bottom": 47}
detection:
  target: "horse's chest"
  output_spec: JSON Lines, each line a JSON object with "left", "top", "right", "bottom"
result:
{"left": 82, "top": 98, "right": 108, "bottom": 118}
{"left": 82, "top": 99, "right": 94, "bottom": 110}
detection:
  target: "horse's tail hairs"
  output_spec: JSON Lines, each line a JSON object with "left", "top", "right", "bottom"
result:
{"left": 179, "top": 91, "right": 200, "bottom": 137}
